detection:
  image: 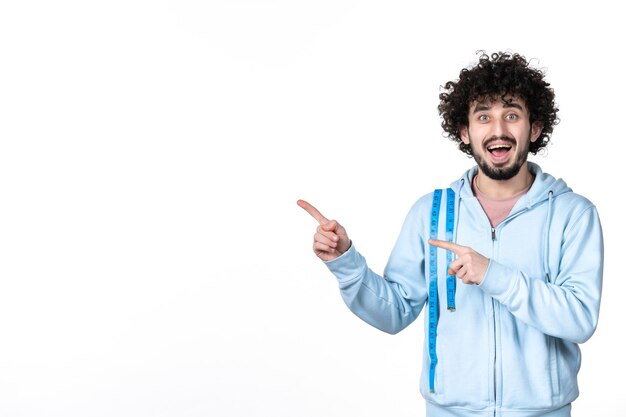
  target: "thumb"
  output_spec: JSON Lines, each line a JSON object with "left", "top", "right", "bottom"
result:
{"left": 321, "top": 220, "right": 338, "bottom": 232}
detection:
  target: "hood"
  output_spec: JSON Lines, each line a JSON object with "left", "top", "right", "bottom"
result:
{"left": 450, "top": 161, "right": 572, "bottom": 210}
{"left": 448, "top": 162, "right": 572, "bottom": 285}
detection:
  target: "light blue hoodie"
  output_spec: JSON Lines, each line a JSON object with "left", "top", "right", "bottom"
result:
{"left": 324, "top": 163, "right": 603, "bottom": 417}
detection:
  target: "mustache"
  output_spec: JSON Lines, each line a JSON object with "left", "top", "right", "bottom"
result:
{"left": 484, "top": 136, "right": 516, "bottom": 147}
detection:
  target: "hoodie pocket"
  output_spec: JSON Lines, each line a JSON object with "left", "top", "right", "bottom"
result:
{"left": 549, "top": 336, "right": 560, "bottom": 396}
{"left": 500, "top": 327, "right": 562, "bottom": 408}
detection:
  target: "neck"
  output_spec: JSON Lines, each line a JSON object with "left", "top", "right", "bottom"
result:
{"left": 474, "top": 163, "right": 534, "bottom": 199}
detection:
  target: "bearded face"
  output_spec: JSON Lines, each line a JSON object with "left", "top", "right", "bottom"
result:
{"left": 461, "top": 97, "right": 542, "bottom": 181}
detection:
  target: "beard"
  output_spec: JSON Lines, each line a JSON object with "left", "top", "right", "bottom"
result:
{"left": 470, "top": 133, "right": 531, "bottom": 181}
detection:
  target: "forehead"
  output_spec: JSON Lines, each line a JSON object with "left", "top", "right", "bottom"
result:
{"left": 469, "top": 95, "right": 528, "bottom": 112}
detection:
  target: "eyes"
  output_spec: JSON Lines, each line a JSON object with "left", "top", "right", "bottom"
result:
{"left": 476, "top": 113, "right": 520, "bottom": 122}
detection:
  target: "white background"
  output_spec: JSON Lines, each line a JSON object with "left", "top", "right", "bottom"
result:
{"left": 0, "top": 1, "right": 623, "bottom": 416}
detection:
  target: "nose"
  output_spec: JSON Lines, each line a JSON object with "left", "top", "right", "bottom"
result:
{"left": 491, "top": 118, "right": 508, "bottom": 138}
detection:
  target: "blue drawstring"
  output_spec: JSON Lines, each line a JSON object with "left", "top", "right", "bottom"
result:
{"left": 543, "top": 190, "right": 553, "bottom": 282}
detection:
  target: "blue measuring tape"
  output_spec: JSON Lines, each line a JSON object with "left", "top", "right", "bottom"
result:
{"left": 446, "top": 188, "right": 456, "bottom": 312}
{"left": 428, "top": 190, "right": 442, "bottom": 393}
{"left": 428, "top": 188, "right": 456, "bottom": 393}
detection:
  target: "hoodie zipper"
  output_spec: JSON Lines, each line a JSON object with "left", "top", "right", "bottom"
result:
{"left": 488, "top": 211, "right": 528, "bottom": 417}
{"left": 491, "top": 227, "right": 497, "bottom": 417}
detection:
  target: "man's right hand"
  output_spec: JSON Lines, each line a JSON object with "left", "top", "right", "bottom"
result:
{"left": 297, "top": 199, "right": 351, "bottom": 262}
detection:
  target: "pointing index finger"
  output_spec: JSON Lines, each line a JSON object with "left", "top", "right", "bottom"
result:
{"left": 297, "top": 199, "right": 329, "bottom": 224}
{"left": 428, "top": 239, "right": 463, "bottom": 254}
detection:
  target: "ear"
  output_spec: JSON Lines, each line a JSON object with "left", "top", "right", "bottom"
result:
{"left": 530, "top": 122, "right": 543, "bottom": 143}
{"left": 459, "top": 126, "right": 470, "bottom": 144}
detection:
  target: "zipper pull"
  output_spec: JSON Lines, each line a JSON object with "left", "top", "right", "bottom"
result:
{"left": 491, "top": 227, "right": 496, "bottom": 241}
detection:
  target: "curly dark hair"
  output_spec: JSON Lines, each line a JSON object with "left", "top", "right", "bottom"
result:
{"left": 438, "top": 51, "right": 559, "bottom": 156}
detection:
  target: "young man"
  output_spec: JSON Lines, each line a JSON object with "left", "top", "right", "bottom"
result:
{"left": 298, "top": 52, "right": 603, "bottom": 417}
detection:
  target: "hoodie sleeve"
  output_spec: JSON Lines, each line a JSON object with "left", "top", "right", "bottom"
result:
{"left": 323, "top": 199, "right": 430, "bottom": 334}
{"left": 479, "top": 205, "right": 603, "bottom": 343}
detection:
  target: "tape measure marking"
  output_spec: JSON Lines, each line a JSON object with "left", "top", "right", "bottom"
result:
{"left": 428, "top": 188, "right": 456, "bottom": 393}
{"left": 446, "top": 188, "right": 456, "bottom": 312}
{"left": 428, "top": 189, "right": 442, "bottom": 393}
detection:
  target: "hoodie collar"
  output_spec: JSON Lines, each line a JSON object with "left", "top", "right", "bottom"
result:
{"left": 452, "top": 162, "right": 571, "bottom": 210}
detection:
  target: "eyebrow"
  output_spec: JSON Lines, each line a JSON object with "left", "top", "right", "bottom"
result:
{"left": 472, "top": 101, "right": 524, "bottom": 113}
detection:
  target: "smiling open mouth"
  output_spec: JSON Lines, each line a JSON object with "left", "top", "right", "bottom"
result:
{"left": 487, "top": 143, "right": 512, "bottom": 157}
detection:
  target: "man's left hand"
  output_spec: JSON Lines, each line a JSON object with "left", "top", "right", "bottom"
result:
{"left": 428, "top": 239, "right": 490, "bottom": 285}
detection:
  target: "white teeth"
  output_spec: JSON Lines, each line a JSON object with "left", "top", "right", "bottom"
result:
{"left": 488, "top": 145, "right": 511, "bottom": 150}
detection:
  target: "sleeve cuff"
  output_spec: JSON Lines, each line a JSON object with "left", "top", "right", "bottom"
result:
{"left": 323, "top": 242, "right": 366, "bottom": 283}
{"left": 478, "top": 260, "right": 517, "bottom": 302}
